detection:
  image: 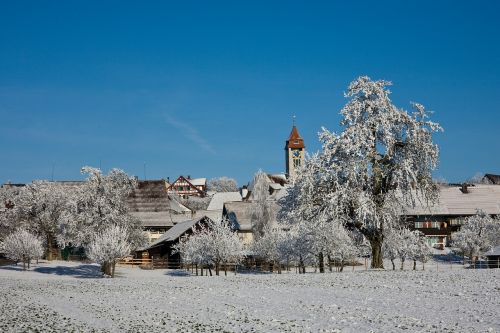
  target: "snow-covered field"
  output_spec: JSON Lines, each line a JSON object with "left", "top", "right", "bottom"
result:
{"left": 0, "top": 261, "right": 498, "bottom": 332}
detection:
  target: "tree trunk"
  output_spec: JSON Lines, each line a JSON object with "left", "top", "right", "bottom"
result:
{"left": 318, "top": 252, "right": 325, "bottom": 273}
{"left": 208, "top": 267, "right": 212, "bottom": 276}
{"left": 391, "top": 259, "right": 395, "bottom": 270}
{"left": 339, "top": 260, "right": 344, "bottom": 272}
{"left": 400, "top": 258, "right": 405, "bottom": 270}
{"left": 215, "top": 263, "right": 219, "bottom": 276}
{"left": 369, "top": 235, "right": 384, "bottom": 269}
{"left": 299, "top": 258, "right": 305, "bottom": 274}
{"left": 111, "top": 262, "right": 116, "bottom": 277}
{"left": 224, "top": 264, "right": 227, "bottom": 276}
{"left": 413, "top": 260, "right": 416, "bottom": 271}
{"left": 46, "top": 233, "right": 56, "bottom": 261}
{"left": 328, "top": 255, "right": 333, "bottom": 272}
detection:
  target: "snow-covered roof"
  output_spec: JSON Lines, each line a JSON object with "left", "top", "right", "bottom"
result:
{"left": 189, "top": 178, "right": 206, "bottom": 186}
{"left": 404, "top": 185, "right": 500, "bottom": 216}
{"left": 207, "top": 192, "right": 242, "bottom": 211}
{"left": 145, "top": 216, "right": 212, "bottom": 250}
{"left": 223, "top": 201, "right": 279, "bottom": 231}
{"left": 269, "top": 183, "right": 283, "bottom": 190}
{"left": 485, "top": 246, "right": 500, "bottom": 256}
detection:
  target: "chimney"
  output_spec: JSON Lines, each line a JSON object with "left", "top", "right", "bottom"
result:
{"left": 187, "top": 175, "right": 191, "bottom": 179}
{"left": 460, "top": 183, "right": 469, "bottom": 194}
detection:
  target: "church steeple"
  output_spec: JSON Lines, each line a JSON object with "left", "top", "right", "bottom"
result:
{"left": 285, "top": 122, "right": 305, "bottom": 178}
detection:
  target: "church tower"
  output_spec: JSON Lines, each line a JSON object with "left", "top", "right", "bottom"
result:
{"left": 285, "top": 122, "right": 305, "bottom": 179}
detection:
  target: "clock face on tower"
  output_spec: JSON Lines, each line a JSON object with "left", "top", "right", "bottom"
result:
{"left": 292, "top": 149, "right": 301, "bottom": 158}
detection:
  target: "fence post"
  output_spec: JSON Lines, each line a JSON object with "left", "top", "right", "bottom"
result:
{"left": 151, "top": 256, "right": 154, "bottom": 270}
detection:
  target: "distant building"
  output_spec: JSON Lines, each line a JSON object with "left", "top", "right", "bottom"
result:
{"left": 167, "top": 176, "right": 207, "bottom": 198}
{"left": 285, "top": 125, "right": 305, "bottom": 179}
{"left": 405, "top": 184, "right": 500, "bottom": 249}
{"left": 483, "top": 174, "right": 500, "bottom": 185}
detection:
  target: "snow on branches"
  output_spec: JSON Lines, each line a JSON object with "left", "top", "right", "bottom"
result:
{"left": 453, "top": 210, "right": 500, "bottom": 260}
{"left": 207, "top": 177, "right": 238, "bottom": 192}
{"left": 0, "top": 229, "right": 44, "bottom": 270}
{"left": 279, "top": 76, "right": 443, "bottom": 269}
{"left": 87, "top": 225, "right": 132, "bottom": 277}
{"left": 173, "top": 218, "right": 242, "bottom": 276}
{"left": 58, "top": 167, "right": 147, "bottom": 250}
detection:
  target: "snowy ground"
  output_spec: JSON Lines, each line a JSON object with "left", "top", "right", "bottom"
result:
{"left": 0, "top": 260, "right": 498, "bottom": 332}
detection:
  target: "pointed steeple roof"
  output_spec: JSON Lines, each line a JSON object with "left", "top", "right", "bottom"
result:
{"left": 285, "top": 126, "right": 305, "bottom": 149}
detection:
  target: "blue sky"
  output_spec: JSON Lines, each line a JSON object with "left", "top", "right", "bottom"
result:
{"left": 1, "top": 1, "right": 499, "bottom": 186}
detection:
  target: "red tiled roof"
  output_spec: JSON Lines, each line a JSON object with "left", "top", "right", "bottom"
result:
{"left": 285, "top": 126, "right": 305, "bottom": 149}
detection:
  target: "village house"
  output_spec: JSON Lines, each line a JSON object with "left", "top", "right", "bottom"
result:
{"left": 167, "top": 175, "right": 207, "bottom": 198}
{"left": 404, "top": 183, "right": 500, "bottom": 249}
{"left": 136, "top": 216, "right": 213, "bottom": 266}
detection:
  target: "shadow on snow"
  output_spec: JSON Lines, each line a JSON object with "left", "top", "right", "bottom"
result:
{"left": 33, "top": 264, "right": 103, "bottom": 278}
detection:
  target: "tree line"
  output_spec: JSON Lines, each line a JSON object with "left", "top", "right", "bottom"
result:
{"left": 0, "top": 167, "right": 146, "bottom": 276}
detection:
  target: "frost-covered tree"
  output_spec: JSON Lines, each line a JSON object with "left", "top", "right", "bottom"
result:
{"left": 411, "top": 231, "right": 433, "bottom": 270}
{"left": 59, "top": 167, "right": 147, "bottom": 250}
{"left": 249, "top": 170, "right": 275, "bottom": 240}
{"left": 252, "top": 225, "right": 292, "bottom": 273}
{"left": 87, "top": 225, "right": 131, "bottom": 277}
{"left": 383, "top": 227, "right": 403, "bottom": 270}
{"left": 174, "top": 218, "right": 242, "bottom": 276}
{"left": 207, "top": 177, "right": 238, "bottom": 192}
{"left": 281, "top": 76, "right": 442, "bottom": 269}
{"left": 453, "top": 210, "right": 500, "bottom": 261}
{"left": 0, "top": 185, "right": 22, "bottom": 238}
{"left": 0, "top": 229, "right": 44, "bottom": 270}
{"left": 329, "top": 225, "right": 359, "bottom": 272}
{"left": 398, "top": 228, "right": 419, "bottom": 270}
{"left": 15, "top": 181, "right": 73, "bottom": 260}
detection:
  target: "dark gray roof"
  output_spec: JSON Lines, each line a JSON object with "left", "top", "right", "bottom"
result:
{"left": 145, "top": 216, "right": 212, "bottom": 250}
{"left": 484, "top": 174, "right": 500, "bottom": 185}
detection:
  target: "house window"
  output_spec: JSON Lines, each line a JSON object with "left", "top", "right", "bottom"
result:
{"left": 414, "top": 222, "right": 424, "bottom": 228}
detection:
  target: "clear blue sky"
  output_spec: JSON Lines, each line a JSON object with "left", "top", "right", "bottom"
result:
{"left": 1, "top": 1, "right": 499, "bottom": 186}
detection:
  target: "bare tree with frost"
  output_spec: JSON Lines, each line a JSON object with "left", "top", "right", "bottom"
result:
{"left": 0, "top": 185, "right": 22, "bottom": 238}
{"left": 453, "top": 210, "right": 500, "bottom": 262}
{"left": 411, "top": 231, "right": 433, "bottom": 270}
{"left": 15, "top": 181, "right": 73, "bottom": 260}
{"left": 174, "top": 218, "right": 242, "bottom": 276}
{"left": 287, "top": 76, "right": 441, "bottom": 269}
{"left": 383, "top": 227, "right": 403, "bottom": 270}
{"left": 207, "top": 177, "right": 238, "bottom": 192}
{"left": 249, "top": 170, "right": 275, "bottom": 240}
{"left": 0, "top": 229, "right": 44, "bottom": 270}
{"left": 87, "top": 225, "right": 131, "bottom": 277}
{"left": 58, "top": 167, "right": 147, "bottom": 250}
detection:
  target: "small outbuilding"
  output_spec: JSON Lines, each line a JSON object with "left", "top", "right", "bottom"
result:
{"left": 136, "top": 216, "right": 213, "bottom": 267}
{"left": 485, "top": 246, "right": 500, "bottom": 268}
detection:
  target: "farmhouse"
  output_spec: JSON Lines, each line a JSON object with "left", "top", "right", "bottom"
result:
{"left": 405, "top": 183, "right": 500, "bottom": 249}
{"left": 167, "top": 176, "right": 207, "bottom": 198}
{"left": 136, "top": 216, "right": 213, "bottom": 266}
